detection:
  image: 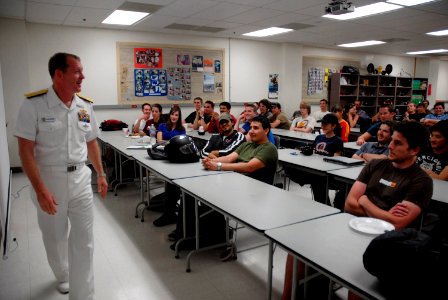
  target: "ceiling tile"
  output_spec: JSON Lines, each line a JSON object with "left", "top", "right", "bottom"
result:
{"left": 190, "top": 2, "right": 253, "bottom": 21}
{"left": 26, "top": 1, "right": 73, "bottom": 24}
{"left": 224, "top": 7, "right": 284, "bottom": 24}
{"left": 156, "top": 0, "right": 217, "bottom": 18}
{"left": 64, "top": 7, "right": 112, "bottom": 26}
{"left": 74, "top": 0, "right": 123, "bottom": 10}
{"left": 0, "top": 0, "right": 25, "bottom": 19}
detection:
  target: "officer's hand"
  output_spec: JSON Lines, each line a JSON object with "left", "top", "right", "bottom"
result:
{"left": 37, "top": 189, "right": 58, "bottom": 215}
{"left": 97, "top": 177, "right": 108, "bottom": 199}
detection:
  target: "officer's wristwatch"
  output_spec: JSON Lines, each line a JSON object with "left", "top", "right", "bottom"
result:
{"left": 98, "top": 172, "right": 107, "bottom": 177}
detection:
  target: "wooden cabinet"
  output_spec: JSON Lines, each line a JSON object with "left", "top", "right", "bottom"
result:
{"left": 330, "top": 73, "right": 427, "bottom": 116}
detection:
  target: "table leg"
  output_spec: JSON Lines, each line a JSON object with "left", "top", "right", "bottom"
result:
{"left": 267, "top": 240, "right": 273, "bottom": 300}
{"left": 292, "top": 257, "right": 298, "bottom": 300}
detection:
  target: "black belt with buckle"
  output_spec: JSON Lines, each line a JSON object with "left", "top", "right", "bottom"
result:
{"left": 67, "top": 165, "right": 78, "bottom": 172}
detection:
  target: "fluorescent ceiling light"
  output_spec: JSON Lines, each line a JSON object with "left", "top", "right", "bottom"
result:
{"left": 387, "top": 0, "right": 436, "bottom": 6}
{"left": 102, "top": 10, "right": 149, "bottom": 25}
{"left": 339, "top": 40, "right": 386, "bottom": 48}
{"left": 406, "top": 49, "right": 448, "bottom": 55}
{"left": 427, "top": 29, "right": 448, "bottom": 36}
{"left": 322, "top": 2, "right": 402, "bottom": 20}
{"left": 243, "top": 27, "right": 293, "bottom": 37}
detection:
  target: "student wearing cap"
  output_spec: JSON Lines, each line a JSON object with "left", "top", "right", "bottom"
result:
{"left": 269, "top": 102, "right": 291, "bottom": 130}
{"left": 201, "top": 113, "right": 245, "bottom": 158}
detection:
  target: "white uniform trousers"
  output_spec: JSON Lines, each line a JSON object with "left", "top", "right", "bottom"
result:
{"left": 32, "top": 165, "right": 94, "bottom": 300}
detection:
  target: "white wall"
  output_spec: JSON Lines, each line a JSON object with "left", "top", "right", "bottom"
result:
{"left": 435, "top": 60, "right": 448, "bottom": 102}
{"left": 0, "top": 62, "right": 11, "bottom": 251}
{"left": 1, "top": 18, "right": 446, "bottom": 167}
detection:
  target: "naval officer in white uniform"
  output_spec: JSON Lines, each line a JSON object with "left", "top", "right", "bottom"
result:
{"left": 15, "top": 52, "right": 107, "bottom": 299}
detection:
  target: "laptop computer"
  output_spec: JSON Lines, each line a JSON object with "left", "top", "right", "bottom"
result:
{"left": 323, "top": 156, "right": 365, "bottom": 166}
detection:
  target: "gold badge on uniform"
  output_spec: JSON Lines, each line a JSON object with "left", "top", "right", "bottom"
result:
{"left": 78, "top": 109, "right": 90, "bottom": 123}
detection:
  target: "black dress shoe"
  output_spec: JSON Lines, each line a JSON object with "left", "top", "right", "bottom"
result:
{"left": 153, "top": 213, "right": 177, "bottom": 227}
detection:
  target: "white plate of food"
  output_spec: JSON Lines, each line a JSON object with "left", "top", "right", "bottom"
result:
{"left": 129, "top": 135, "right": 141, "bottom": 139}
{"left": 349, "top": 217, "right": 395, "bottom": 235}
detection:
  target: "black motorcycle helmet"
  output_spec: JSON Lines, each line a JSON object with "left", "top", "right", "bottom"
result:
{"left": 164, "top": 135, "right": 200, "bottom": 163}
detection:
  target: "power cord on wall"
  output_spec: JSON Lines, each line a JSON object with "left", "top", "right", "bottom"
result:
{"left": 2, "top": 184, "right": 30, "bottom": 259}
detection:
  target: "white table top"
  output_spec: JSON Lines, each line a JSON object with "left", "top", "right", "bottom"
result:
{"left": 186, "top": 130, "right": 212, "bottom": 141}
{"left": 344, "top": 141, "right": 361, "bottom": 151}
{"left": 271, "top": 128, "right": 316, "bottom": 142}
{"left": 278, "top": 149, "right": 353, "bottom": 173}
{"left": 99, "top": 131, "right": 144, "bottom": 156}
{"left": 265, "top": 213, "right": 384, "bottom": 300}
{"left": 328, "top": 165, "right": 365, "bottom": 182}
{"left": 131, "top": 151, "right": 223, "bottom": 181}
{"left": 173, "top": 172, "right": 339, "bottom": 231}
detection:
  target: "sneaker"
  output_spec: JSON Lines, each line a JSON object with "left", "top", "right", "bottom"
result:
{"left": 57, "top": 281, "right": 69, "bottom": 294}
{"left": 153, "top": 213, "right": 177, "bottom": 227}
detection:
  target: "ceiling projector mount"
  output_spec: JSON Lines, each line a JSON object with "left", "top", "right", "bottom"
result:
{"left": 325, "top": 0, "right": 355, "bottom": 15}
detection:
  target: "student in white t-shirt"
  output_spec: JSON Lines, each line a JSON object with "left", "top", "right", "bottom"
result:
{"left": 290, "top": 101, "right": 316, "bottom": 133}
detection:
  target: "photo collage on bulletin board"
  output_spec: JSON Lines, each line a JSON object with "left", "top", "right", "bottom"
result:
{"left": 167, "top": 67, "right": 191, "bottom": 100}
{"left": 118, "top": 42, "right": 224, "bottom": 104}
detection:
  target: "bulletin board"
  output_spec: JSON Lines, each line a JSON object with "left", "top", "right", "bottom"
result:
{"left": 117, "top": 42, "right": 225, "bottom": 105}
{"left": 302, "top": 56, "right": 360, "bottom": 103}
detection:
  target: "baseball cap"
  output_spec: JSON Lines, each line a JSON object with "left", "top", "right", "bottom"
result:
{"left": 219, "top": 113, "right": 232, "bottom": 123}
{"left": 321, "top": 113, "right": 338, "bottom": 125}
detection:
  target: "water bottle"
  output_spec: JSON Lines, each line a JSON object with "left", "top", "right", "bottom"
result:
{"left": 149, "top": 124, "right": 156, "bottom": 144}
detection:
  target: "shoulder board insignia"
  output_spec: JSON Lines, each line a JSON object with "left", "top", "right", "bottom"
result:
{"left": 25, "top": 89, "right": 48, "bottom": 99}
{"left": 77, "top": 93, "right": 94, "bottom": 103}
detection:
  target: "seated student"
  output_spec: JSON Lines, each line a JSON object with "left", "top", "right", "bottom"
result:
{"left": 285, "top": 113, "right": 343, "bottom": 204}
{"left": 282, "top": 121, "right": 433, "bottom": 300}
{"left": 352, "top": 121, "right": 394, "bottom": 162}
{"left": 414, "top": 102, "right": 429, "bottom": 121}
{"left": 354, "top": 99, "right": 372, "bottom": 133}
{"left": 133, "top": 102, "right": 151, "bottom": 134}
{"left": 333, "top": 120, "right": 394, "bottom": 210}
{"left": 203, "top": 115, "right": 278, "bottom": 184}
{"left": 290, "top": 101, "right": 316, "bottom": 133}
{"left": 346, "top": 103, "right": 360, "bottom": 127}
{"left": 258, "top": 98, "right": 273, "bottom": 120}
{"left": 201, "top": 114, "right": 245, "bottom": 159}
{"left": 207, "top": 101, "right": 237, "bottom": 134}
{"left": 193, "top": 100, "right": 219, "bottom": 131}
{"left": 404, "top": 102, "right": 417, "bottom": 121}
{"left": 143, "top": 103, "right": 165, "bottom": 136}
{"left": 344, "top": 120, "right": 433, "bottom": 300}
{"left": 312, "top": 99, "right": 330, "bottom": 122}
{"left": 184, "top": 97, "right": 203, "bottom": 127}
{"left": 421, "top": 102, "right": 448, "bottom": 127}
{"left": 331, "top": 105, "right": 349, "bottom": 142}
{"left": 269, "top": 102, "right": 291, "bottom": 130}
{"left": 156, "top": 105, "right": 185, "bottom": 142}
{"left": 356, "top": 104, "right": 395, "bottom": 145}
{"left": 235, "top": 104, "right": 276, "bottom": 145}
{"left": 417, "top": 119, "right": 448, "bottom": 180}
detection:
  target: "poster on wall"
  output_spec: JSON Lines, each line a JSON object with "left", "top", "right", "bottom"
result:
{"left": 167, "top": 67, "right": 192, "bottom": 100}
{"left": 177, "top": 54, "right": 190, "bottom": 65}
{"left": 204, "top": 58, "right": 213, "bottom": 72}
{"left": 268, "top": 73, "right": 279, "bottom": 99}
{"left": 192, "top": 55, "right": 204, "bottom": 72}
{"left": 307, "top": 67, "right": 324, "bottom": 95}
{"left": 203, "top": 73, "right": 215, "bottom": 92}
{"left": 214, "top": 60, "right": 221, "bottom": 73}
{"left": 135, "top": 69, "right": 167, "bottom": 97}
{"left": 134, "top": 48, "right": 163, "bottom": 68}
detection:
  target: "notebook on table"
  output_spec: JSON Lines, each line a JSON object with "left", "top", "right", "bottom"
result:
{"left": 323, "top": 156, "right": 365, "bottom": 166}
